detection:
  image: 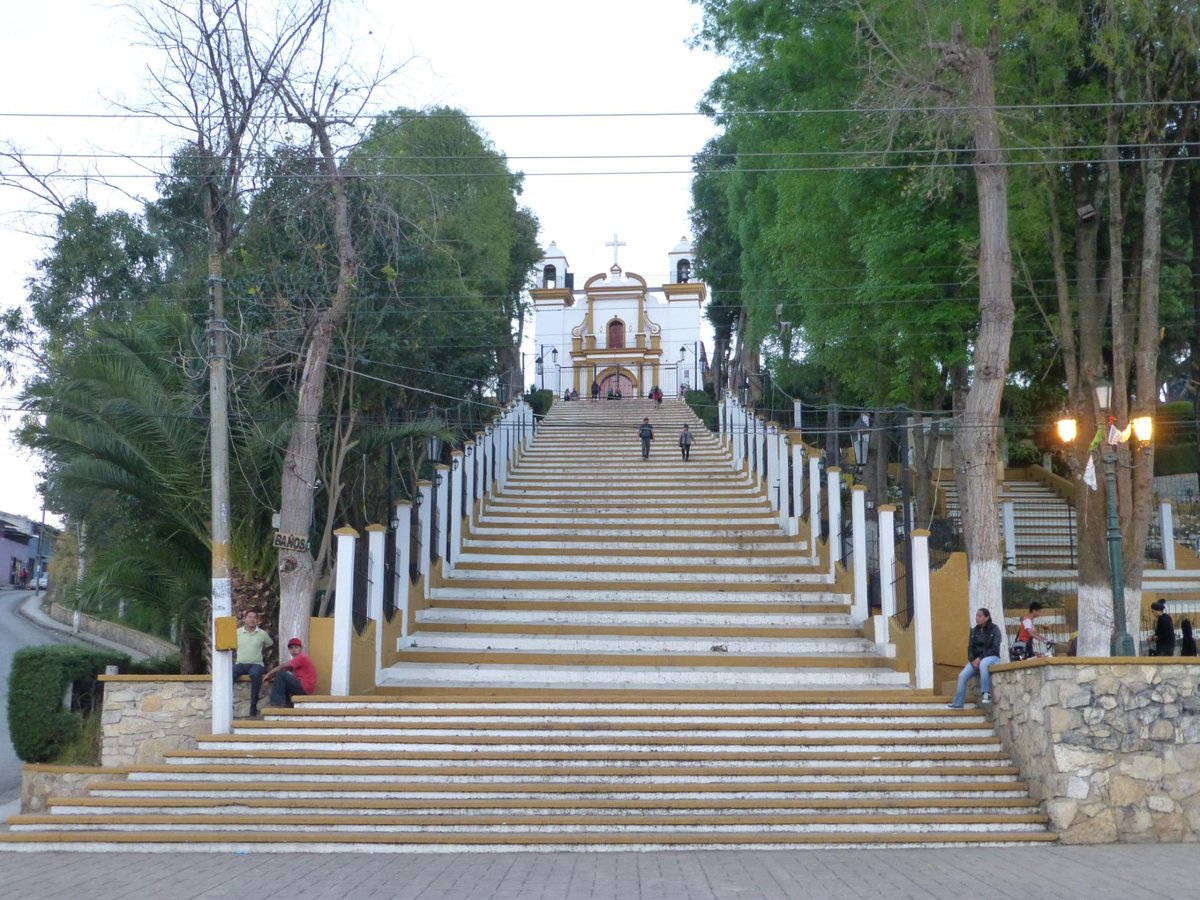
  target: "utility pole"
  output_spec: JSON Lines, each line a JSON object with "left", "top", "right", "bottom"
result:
{"left": 208, "top": 271, "right": 233, "bottom": 734}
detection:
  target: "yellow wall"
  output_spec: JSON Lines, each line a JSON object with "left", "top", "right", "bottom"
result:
{"left": 308, "top": 617, "right": 334, "bottom": 695}
{"left": 928, "top": 551, "right": 971, "bottom": 690}
{"left": 349, "top": 620, "right": 376, "bottom": 695}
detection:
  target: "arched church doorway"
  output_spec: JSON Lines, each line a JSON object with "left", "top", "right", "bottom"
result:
{"left": 599, "top": 371, "right": 635, "bottom": 398}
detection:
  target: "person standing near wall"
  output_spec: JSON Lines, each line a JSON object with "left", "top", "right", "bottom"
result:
{"left": 1151, "top": 600, "right": 1176, "bottom": 656}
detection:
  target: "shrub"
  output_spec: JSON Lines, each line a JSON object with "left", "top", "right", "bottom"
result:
{"left": 7, "top": 645, "right": 129, "bottom": 763}
{"left": 684, "top": 388, "right": 718, "bottom": 431}
{"left": 1155, "top": 443, "right": 1199, "bottom": 477}
{"left": 525, "top": 388, "right": 554, "bottom": 420}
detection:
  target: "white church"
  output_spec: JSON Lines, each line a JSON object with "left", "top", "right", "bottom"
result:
{"left": 531, "top": 236, "right": 707, "bottom": 399}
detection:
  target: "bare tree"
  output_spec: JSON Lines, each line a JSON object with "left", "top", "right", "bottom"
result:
{"left": 270, "top": 1, "right": 402, "bottom": 646}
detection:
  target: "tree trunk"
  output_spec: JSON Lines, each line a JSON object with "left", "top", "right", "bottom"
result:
{"left": 276, "top": 117, "right": 360, "bottom": 649}
{"left": 943, "top": 26, "right": 1013, "bottom": 639}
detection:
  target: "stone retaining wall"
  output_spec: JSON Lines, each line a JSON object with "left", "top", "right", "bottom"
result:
{"left": 48, "top": 603, "right": 177, "bottom": 659}
{"left": 100, "top": 676, "right": 255, "bottom": 767}
{"left": 21, "top": 765, "right": 129, "bottom": 814}
{"left": 991, "top": 659, "right": 1200, "bottom": 843}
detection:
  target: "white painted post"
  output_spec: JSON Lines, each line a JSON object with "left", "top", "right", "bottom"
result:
{"left": 790, "top": 438, "right": 805, "bottom": 537}
{"left": 851, "top": 485, "right": 868, "bottom": 624}
{"left": 766, "top": 422, "right": 780, "bottom": 512}
{"left": 435, "top": 464, "right": 450, "bottom": 563}
{"left": 463, "top": 442, "right": 476, "bottom": 531}
{"left": 827, "top": 467, "right": 842, "bottom": 569}
{"left": 911, "top": 528, "right": 934, "bottom": 691}
{"left": 449, "top": 451, "right": 464, "bottom": 571}
{"left": 719, "top": 394, "right": 727, "bottom": 449}
{"left": 878, "top": 505, "right": 897, "bottom": 620}
{"left": 417, "top": 480, "right": 432, "bottom": 598}
{"left": 735, "top": 402, "right": 745, "bottom": 470}
{"left": 481, "top": 426, "right": 493, "bottom": 497}
{"left": 1002, "top": 501, "right": 1017, "bottom": 573}
{"left": 366, "top": 524, "right": 386, "bottom": 682}
{"left": 808, "top": 454, "right": 821, "bottom": 555}
{"left": 1160, "top": 501, "right": 1176, "bottom": 570}
{"left": 330, "top": 526, "right": 357, "bottom": 696}
{"left": 393, "top": 500, "right": 411, "bottom": 639}
{"left": 498, "top": 412, "right": 510, "bottom": 490}
{"left": 777, "top": 430, "right": 790, "bottom": 533}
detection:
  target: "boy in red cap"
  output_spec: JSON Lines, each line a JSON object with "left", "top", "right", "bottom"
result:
{"left": 263, "top": 637, "right": 317, "bottom": 708}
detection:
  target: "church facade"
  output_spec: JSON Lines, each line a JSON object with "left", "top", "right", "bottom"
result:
{"left": 531, "top": 237, "right": 707, "bottom": 399}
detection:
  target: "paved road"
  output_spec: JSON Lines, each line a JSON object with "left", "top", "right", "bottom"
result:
{"left": 0, "top": 587, "right": 64, "bottom": 804}
{"left": 0, "top": 844, "right": 1196, "bottom": 899}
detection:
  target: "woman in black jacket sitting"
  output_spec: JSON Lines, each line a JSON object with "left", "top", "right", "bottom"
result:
{"left": 948, "top": 607, "right": 1003, "bottom": 708}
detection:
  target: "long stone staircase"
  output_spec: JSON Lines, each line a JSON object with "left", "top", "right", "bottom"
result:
{"left": 0, "top": 398, "right": 1055, "bottom": 851}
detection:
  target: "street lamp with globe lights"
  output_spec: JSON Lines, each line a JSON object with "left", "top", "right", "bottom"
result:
{"left": 1056, "top": 381, "right": 1154, "bottom": 656}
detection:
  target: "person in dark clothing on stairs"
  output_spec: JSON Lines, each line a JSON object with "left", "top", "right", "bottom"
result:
{"left": 678, "top": 423, "right": 692, "bottom": 461}
{"left": 638, "top": 417, "right": 654, "bottom": 460}
{"left": 948, "top": 608, "right": 1002, "bottom": 708}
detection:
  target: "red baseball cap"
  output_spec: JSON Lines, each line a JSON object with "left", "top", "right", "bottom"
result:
{"left": 287, "top": 638, "right": 303, "bottom": 648}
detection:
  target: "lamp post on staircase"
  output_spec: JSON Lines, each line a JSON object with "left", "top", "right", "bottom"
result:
{"left": 1056, "top": 381, "right": 1154, "bottom": 657}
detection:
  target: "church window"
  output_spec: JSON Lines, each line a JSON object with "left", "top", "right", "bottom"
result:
{"left": 542, "top": 265, "right": 557, "bottom": 288}
{"left": 607, "top": 319, "right": 625, "bottom": 349}
{"left": 676, "top": 259, "right": 691, "bottom": 283}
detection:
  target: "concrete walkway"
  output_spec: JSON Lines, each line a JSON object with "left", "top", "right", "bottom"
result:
{"left": 0, "top": 844, "right": 1192, "bottom": 899}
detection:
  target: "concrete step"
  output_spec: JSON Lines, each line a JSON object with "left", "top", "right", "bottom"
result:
{"left": 377, "top": 662, "right": 911, "bottom": 689}
{"left": 427, "top": 587, "right": 845, "bottom": 603}
{"left": 399, "top": 633, "right": 877, "bottom": 655}
{"left": 414, "top": 608, "right": 855, "bottom": 629}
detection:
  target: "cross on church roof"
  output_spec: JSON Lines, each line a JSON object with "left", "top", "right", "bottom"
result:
{"left": 605, "top": 233, "right": 626, "bottom": 268}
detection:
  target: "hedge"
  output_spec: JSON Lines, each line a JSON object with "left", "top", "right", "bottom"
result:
{"left": 7, "top": 645, "right": 130, "bottom": 763}
{"left": 1155, "top": 443, "right": 1199, "bottom": 477}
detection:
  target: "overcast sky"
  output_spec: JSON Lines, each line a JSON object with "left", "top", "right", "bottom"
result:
{"left": 0, "top": 0, "right": 727, "bottom": 522}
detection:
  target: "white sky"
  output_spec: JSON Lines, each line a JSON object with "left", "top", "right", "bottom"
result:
{"left": 0, "top": 0, "right": 727, "bottom": 521}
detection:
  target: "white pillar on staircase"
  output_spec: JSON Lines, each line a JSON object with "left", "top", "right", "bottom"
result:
{"left": 911, "top": 528, "right": 934, "bottom": 691}
{"left": 449, "top": 451, "right": 464, "bottom": 571}
{"left": 498, "top": 411, "right": 510, "bottom": 490}
{"left": 366, "top": 524, "right": 386, "bottom": 682}
{"left": 732, "top": 400, "right": 744, "bottom": 470}
{"left": 719, "top": 393, "right": 727, "bottom": 449}
{"left": 766, "top": 422, "right": 780, "bottom": 512}
{"left": 778, "top": 430, "right": 790, "bottom": 533}
{"left": 1002, "top": 500, "right": 1017, "bottom": 573}
{"left": 435, "top": 463, "right": 450, "bottom": 564}
{"left": 878, "top": 504, "right": 897, "bottom": 620}
{"left": 827, "top": 467, "right": 842, "bottom": 570}
{"left": 1160, "top": 501, "right": 1176, "bottom": 570}
{"left": 463, "top": 442, "right": 476, "bottom": 531}
{"left": 808, "top": 454, "right": 821, "bottom": 555}
{"left": 417, "top": 480, "right": 432, "bottom": 597}
{"left": 393, "top": 500, "right": 412, "bottom": 639}
{"left": 790, "top": 437, "right": 805, "bottom": 537}
{"left": 483, "top": 425, "right": 494, "bottom": 495}
{"left": 851, "top": 486, "right": 869, "bottom": 624}
{"left": 330, "top": 526, "right": 357, "bottom": 696}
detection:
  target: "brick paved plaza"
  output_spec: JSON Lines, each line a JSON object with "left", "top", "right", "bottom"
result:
{"left": 0, "top": 845, "right": 1193, "bottom": 899}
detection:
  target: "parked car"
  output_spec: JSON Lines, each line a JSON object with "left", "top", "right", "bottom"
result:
{"left": 33, "top": 573, "right": 48, "bottom": 590}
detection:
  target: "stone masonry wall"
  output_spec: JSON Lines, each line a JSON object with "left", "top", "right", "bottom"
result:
{"left": 990, "top": 660, "right": 1200, "bottom": 843}
{"left": 21, "top": 766, "right": 128, "bottom": 814}
{"left": 100, "top": 676, "right": 255, "bottom": 767}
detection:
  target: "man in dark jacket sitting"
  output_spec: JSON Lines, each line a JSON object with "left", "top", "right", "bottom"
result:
{"left": 947, "top": 607, "right": 1002, "bottom": 708}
